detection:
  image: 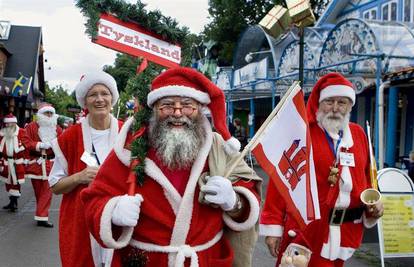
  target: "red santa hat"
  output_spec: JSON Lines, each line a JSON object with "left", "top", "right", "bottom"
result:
{"left": 287, "top": 230, "right": 312, "bottom": 249}
{"left": 75, "top": 70, "right": 119, "bottom": 108}
{"left": 148, "top": 67, "right": 241, "bottom": 155}
{"left": 4, "top": 113, "right": 17, "bottom": 123}
{"left": 306, "top": 72, "right": 355, "bottom": 124}
{"left": 37, "top": 102, "right": 56, "bottom": 115}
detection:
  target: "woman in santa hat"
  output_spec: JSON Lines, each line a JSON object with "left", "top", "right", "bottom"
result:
{"left": 49, "top": 70, "right": 123, "bottom": 267}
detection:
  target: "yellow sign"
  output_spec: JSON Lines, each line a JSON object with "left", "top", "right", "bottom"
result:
{"left": 380, "top": 194, "right": 414, "bottom": 256}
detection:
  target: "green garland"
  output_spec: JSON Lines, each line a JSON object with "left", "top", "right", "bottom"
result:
{"left": 75, "top": 0, "right": 189, "bottom": 43}
{"left": 123, "top": 63, "right": 160, "bottom": 186}
{"left": 75, "top": 0, "right": 193, "bottom": 187}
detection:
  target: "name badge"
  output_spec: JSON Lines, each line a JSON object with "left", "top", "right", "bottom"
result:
{"left": 80, "top": 151, "right": 99, "bottom": 167}
{"left": 340, "top": 152, "right": 355, "bottom": 167}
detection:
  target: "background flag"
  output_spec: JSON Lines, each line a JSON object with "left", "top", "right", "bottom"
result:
{"left": 11, "top": 73, "right": 29, "bottom": 97}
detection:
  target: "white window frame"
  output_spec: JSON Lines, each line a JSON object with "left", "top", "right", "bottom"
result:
{"left": 363, "top": 7, "right": 378, "bottom": 20}
{"left": 403, "top": 0, "right": 414, "bottom": 22}
{"left": 382, "top": 0, "right": 398, "bottom": 21}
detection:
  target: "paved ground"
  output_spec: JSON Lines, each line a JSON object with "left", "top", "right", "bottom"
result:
{"left": 0, "top": 170, "right": 413, "bottom": 266}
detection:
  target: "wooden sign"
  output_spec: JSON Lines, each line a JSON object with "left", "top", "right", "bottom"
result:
{"left": 94, "top": 13, "right": 181, "bottom": 68}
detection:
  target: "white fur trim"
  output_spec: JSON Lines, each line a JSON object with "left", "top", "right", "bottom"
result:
{"left": 4, "top": 117, "right": 17, "bottom": 123}
{"left": 259, "top": 224, "right": 284, "bottom": 237}
{"left": 223, "top": 186, "right": 260, "bottom": 231}
{"left": 321, "top": 238, "right": 356, "bottom": 261}
{"left": 100, "top": 196, "right": 135, "bottom": 249}
{"left": 81, "top": 114, "right": 119, "bottom": 155}
{"left": 75, "top": 71, "right": 119, "bottom": 108}
{"left": 51, "top": 138, "right": 68, "bottom": 174}
{"left": 223, "top": 137, "right": 241, "bottom": 155}
{"left": 113, "top": 117, "right": 134, "bottom": 167}
{"left": 25, "top": 174, "right": 48, "bottom": 180}
{"left": 8, "top": 189, "right": 21, "bottom": 197}
{"left": 36, "top": 142, "right": 41, "bottom": 152}
{"left": 38, "top": 106, "right": 55, "bottom": 114}
{"left": 362, "top": 212, "right": 378, "bottom": 228}
{"left": 34, "top": 216, "right": 48, "bottom": 221}
{"left": 169, "top": 116, "right": 213, "bottom": 246}
{"left": 144, "top": 158, "right": 182, "bottom": 214}
{"left": 319, "top": 85, "right": 355, "bottom": 105}
{"left": 147, "top": 85, "right": 211, "bottom": 107}
{"left": 130, "top": 230, "right": 223, "bottom": 267}
{"left": 18, "top": 179, "right": 25, "bottom": 184}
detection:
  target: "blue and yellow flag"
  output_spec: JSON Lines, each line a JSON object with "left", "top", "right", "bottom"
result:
{"left": 12, "top": 73, "right": 29, "bottom": 97}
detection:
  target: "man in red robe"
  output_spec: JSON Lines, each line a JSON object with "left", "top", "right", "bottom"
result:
{"left": 260, "top": 73, "right": 384, "bottom": 267}
{"left": 24, "top": 103, "right": 62, "bottom": 227}
{"left": 81, "top": 67, "right": 262, "bottom": 267}
{"left": 0, "top": 114, "right": 26, "bottom": 212}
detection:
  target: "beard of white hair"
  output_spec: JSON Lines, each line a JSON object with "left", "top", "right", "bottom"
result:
{"left": 2, "top": 125, "right": 16, "bottom": 139}
{"left": 38, "top": 113, "right": 57, "bottom": 143}
{"left": 316, "top": 109, "right": 350, "bottom": 134}
{"left": 149, "top": 113, "right": 206, "bottom": 170}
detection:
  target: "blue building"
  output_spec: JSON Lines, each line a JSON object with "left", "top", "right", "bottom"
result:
{"left": 216, "top": 0, "right": 414, "bottom": 170}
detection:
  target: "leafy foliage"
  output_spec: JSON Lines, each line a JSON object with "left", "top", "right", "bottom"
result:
{"left": 203, "top": 0, "right": 330, "bottom": 65}
{"left": 44, "top": 83, "right": 78, "bottom": 117}
{"left": 75, "top": 0, "right": 189, "bottom": 43}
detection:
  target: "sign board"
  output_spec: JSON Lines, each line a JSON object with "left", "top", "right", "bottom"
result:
{"left": 95, "top": 13, "right": 181, "bottom": 68}
{"left": 233, "top": 57, "right": 268, "bottom": 87}
{"left": 377, "top": 168, "right": 414, "bottom": 266}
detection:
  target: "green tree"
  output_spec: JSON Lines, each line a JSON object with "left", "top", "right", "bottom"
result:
{"left": 44, "top": 83, "right": 78, "bottom": 117}
{"left": 203, "top": 0, "right": 330, "bottom": 65}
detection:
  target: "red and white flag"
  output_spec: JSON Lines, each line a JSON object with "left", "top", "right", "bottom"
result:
{"left": 252, "top": 83, "right": 320, "bottom": 228}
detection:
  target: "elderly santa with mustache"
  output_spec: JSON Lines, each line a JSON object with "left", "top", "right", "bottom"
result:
{"left": 24, "top": 103, "right": 62, "bottom": 227}
{"left": 81, "top": 67, "right": 262, "bottom": 267}
{"left": 0, "top": 114, "right": 26, "bottom": 212}
{"left": 260, "top": 73, "right": 384, "bottom": 267}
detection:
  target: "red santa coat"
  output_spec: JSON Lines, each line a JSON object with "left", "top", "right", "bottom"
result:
{"left": 0, "top": 127, "right": 26, "bottom": 185}
{"left": 24, "top": 121, "right": 63, "bottom": 179}
{"left": 51, "top": 115, "right": 121, "bottom": 267}
{"left": 81, "top": 117, "right": 261, "bottom": 267}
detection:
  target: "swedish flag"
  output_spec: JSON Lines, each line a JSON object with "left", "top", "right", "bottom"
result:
{"left": 12, "top": 73, "right": 29, "bottom": 97}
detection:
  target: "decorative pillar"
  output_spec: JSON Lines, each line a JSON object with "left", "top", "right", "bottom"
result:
{"left": 385, "top": 86, "right": 399, "bottom": 167}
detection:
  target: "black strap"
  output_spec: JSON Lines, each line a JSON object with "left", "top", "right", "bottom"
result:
{"left": 329, "top": 207, "right": 364, "bottom": 224}
{"left": 91, "top": 144, "right": 101, "bottom": 166}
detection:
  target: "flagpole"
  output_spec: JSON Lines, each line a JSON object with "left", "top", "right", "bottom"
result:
{"left": 224, "top": 81, "right": 301, "bottom": 178}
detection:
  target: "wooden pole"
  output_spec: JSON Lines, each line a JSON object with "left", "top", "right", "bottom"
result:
{"left": 224, "top": 81, "right": 301, "bottom": 178}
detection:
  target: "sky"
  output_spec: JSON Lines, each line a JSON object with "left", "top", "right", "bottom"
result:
{"left": 0, "top": 0, "right": 209, "bottom": 91}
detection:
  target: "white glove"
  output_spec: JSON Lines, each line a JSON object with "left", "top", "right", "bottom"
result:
{"left": 39, "top": 142, "right": 52, "bottom": 150}
{"left": 111, "top": 194, "right": 143, "bottom": 227}
{"left": 200, "top": 176, "right": 237, "bottom": 211}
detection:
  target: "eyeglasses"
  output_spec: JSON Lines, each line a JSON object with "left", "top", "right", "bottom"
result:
{"left": 322, "top": 98, "right": 350, "bottom": 109}
{"left": 86, "top": 91, "right": 112, "bottom": 100}
{"left": 158, "top": 105, "right": 197, "bottom": 116}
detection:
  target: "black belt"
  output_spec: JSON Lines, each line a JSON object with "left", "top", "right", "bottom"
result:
{"left": 329, "top": 207, "right": 364, "bottom": 225}
{"left": 41, "top": 155, "right": 55, "bottom": 160}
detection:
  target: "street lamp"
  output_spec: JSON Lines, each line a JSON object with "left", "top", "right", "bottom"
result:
{"left": 245, "top": 49, "right": 272, "bottom": 63}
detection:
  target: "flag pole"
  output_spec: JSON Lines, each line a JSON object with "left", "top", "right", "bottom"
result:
{"left": 224, "top": 81, "right": 301, "bottom": 178}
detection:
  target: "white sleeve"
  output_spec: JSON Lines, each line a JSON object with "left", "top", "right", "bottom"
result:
{"left": 48, "top": 157, "right": 68, "bottom": 187}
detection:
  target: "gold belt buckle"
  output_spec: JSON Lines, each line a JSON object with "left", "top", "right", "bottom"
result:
{"left": 330, "top": 207, "right": 346, "bottom": 225}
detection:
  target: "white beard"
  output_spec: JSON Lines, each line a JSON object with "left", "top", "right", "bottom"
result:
{"left": 37, "top": 113, "right": 57, "bottom": 142}
{"left": 316, "top": 110, "right": 350, "bottom": 135}
{"left": 149, "top": 113, "right": 206, "bottom": 170}
{"left": 1, "top": 125, "right": 17, "bottom": 156}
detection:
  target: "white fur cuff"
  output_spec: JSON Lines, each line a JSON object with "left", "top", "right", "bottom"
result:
{"left": 100, "top": 196, "right": 135, "bottom": 249}
{"left": 362, "top": 211, "right": 378, "bottom": 228}
{"left": 223, "top": 137, "right": 241, "bottom": 155}
{"left": 223, "top": 186, "right": 260, "bottom": 231}
{"left": 259, "top": 224, "right": 284, "bottom": 237}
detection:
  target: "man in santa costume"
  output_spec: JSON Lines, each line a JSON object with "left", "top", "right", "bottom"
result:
{"left": 24, "top": 103, "right": 62, "bottom": 227}
{"left": 49, "top": 70, "right": 122, "bottom": 267}
{"left": 0, "top": 114, "right": 27, "bottom": 212}
{"left": 260, "top": 73, "right": 384, "bottom": 267}
{"left": 81, "top": 67, "right": 262, "bottom": 267}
